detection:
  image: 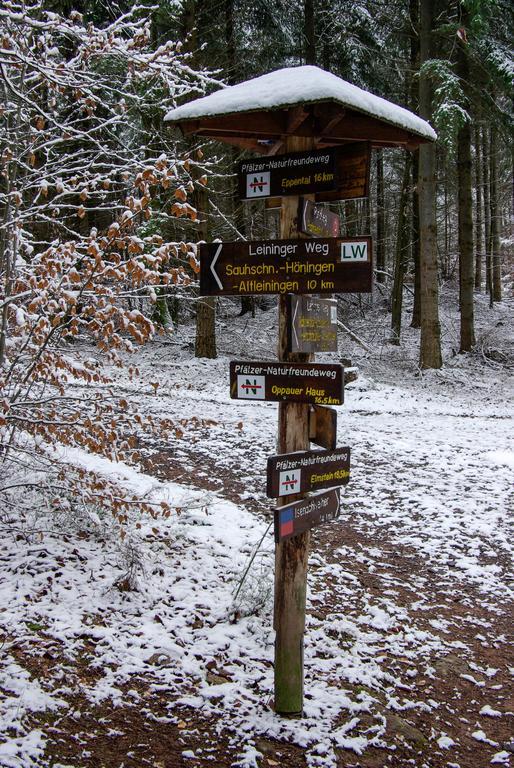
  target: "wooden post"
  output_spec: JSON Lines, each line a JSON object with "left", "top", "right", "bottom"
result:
{"left": 274, "top": 135, "right": 314, "bottom": 716}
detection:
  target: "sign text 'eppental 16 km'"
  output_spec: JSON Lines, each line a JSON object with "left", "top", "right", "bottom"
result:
{"left": 229, "top": 361, "right": 344, "bottom": 405}
{"left": 275, "top": 487, "right": 341, "bottom": 543}
{"left": 239, "top": 148, "right": 336, "bottom": 200}
{"left": 200, "top": 237, "right": 372, "bottom": 297}
{"left": 267, "top": 447, "right": 350, "bottom": 498}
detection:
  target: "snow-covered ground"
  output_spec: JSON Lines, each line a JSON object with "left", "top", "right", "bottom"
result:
{"left": 1, "top": 290, "right": 513, "bottom": 767}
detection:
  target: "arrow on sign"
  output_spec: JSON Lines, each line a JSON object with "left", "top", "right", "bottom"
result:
{"left": 210, "top": 243, "right": 223, "bottom": 290}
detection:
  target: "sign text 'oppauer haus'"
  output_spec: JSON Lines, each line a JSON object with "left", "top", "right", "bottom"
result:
{"left": 200, "top": 237, "right": 372, "bottom": 297}
{"left": 229, "top": 361, "right": 344, "bottom": 405}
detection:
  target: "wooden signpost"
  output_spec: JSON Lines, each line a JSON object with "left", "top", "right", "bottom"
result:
{"left": 229, "top": 361, "right": 344, "bottom": 405}
{"left": 165, "top": 64, "right": 436, "bottom": 719}
{"left": 199, "top": 237, "right": 372, "bottom": 297}
{"left": 267, "top": 447, "right": 350, "bottom": 498}
{"left": 287, "top": 295, "right": 338, "bottom": 353}
{"left": 274, "top": 487, "right": 341, "bottom": 543}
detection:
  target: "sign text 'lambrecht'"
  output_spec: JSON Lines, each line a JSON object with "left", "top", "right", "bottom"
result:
{"left": 288, "top": 295, "right": 338, "bottom": 353}
{"left": 229, "top": 361, "right": 344, "bottom": 405}
{"left": 275, "top": 487, "right": 341, "bottom": 542}
{"left": 200, "top": 237, "right": 372, "bottom": 297}
{"left": 267, "top": 447, "right": 350, "bottom": 498}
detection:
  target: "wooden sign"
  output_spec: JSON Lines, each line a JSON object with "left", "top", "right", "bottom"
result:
{"left": 316, "top": 142, "right": 370, "bottom": 202}
{"left": 239, "top": 143, "right": 370, "bottom": 202}
{"left": 239, "top": 148, "right": 337, "bottom": 200}
{"left": 299, "top": 198, "right": 340, "bottom": 238}
{"left": 267, "top": 447, "right": 350, "bottom": 498}
{"left": 309, "top": 405, "right": 337, "bottom": 450}
{"left": 199, "top": 237, "right": 372, "bottom": 297}
{"left": 274, "top": 487, "right": 341, "bottom": 542}
{"left": 288, "top": 295, "right": 337, "bottom": 353}
{"left": 229, "top": 361, "right": 344, "bottom": 405}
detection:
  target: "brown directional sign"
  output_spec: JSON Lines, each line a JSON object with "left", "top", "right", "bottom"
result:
{"left": 199, "top": 237, "right": 372, "bottom": 297}
{"left": 299, "top": 198, "right": 340, "bottom": 238}
{"left": 267, "top": 447, "right": 350, "bottom": 498}
{"left": 287, "top": 295, "right": 337, "bottom": 353}
{"left": 229, "top": 361, "right": 344, "bottom": 405}
{"left": 239, "top": 143, "right": 370, "bottom": 202}
{"left": 309, "top": 405, "right": 337, "bottom": 450}
{"left": 239, "top": 148, "right": 337, "bottom": 200}
{"left": 315, "top": 142, "right": 370, "bottom": 202}
{"left": 274, "top": 487, "right": 341, "bottom": 543}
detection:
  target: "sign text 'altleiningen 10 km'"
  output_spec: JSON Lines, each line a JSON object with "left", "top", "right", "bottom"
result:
{"left": 229, "top": 361, "right": 344, "bottom": 405}
{"left": 200, "top": 237, "right": 372, "bottom": 297}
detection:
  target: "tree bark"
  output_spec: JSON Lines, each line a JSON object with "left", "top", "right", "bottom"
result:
{"left": 418, "top": 0, "right": 442, "bottom": 369}
{"left": 482, "top": 126, "right": 492, "bottom": 296}
{"left": 490, "top": 123, "right": 502, "bottom": 302}
{"left": 411, "top": 150, "right": 421, "bottom": 327}
{"left": 375, "top": 150, "right": 386, "bottom": 284}
{"left": 456, "top": 8, "right": 475, "bottom": 352}
{"left": 391, "top": 156, "right": 411, "bottom": 344}
{"left": 194, "top": 184, "right": 217, "bottom": 358}
{"left": 304, "top": 0, "right": 316, "bottom": 65}
{"left": 409, "top": 0, "right": 420, "bottom": 327}
{"left": 474, "top": 125, "right": 483, "bottom": 290}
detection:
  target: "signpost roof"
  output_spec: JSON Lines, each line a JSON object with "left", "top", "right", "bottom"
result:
{"left": 164, "top": 65, "right": 436, "bottom": 152}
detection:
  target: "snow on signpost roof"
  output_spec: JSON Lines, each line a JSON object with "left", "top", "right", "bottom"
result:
{"left": 165, "top": 65, "right": 436, "bottom": 142}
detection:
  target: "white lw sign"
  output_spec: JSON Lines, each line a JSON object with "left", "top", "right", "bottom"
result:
{"left": 246, "top": 172, "right": 270, "bottom": 198}
{"left": 341, "top": 241, "right": 368, "bottom": 261}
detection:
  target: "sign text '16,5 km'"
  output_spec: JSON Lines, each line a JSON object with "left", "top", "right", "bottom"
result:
{"left": 229, "top": 361, "right": 345, "bottom": 406}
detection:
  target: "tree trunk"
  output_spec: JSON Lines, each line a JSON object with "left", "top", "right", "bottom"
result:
{"left": 391, "top": 156, "right": 411, "bottom": 344}
{"left": 411, "top": 150, "right": 421, "bottom": 327}
{"left": 304, "top": 0, "right": 316, "bottom": 65}
{"left": 375, "top": 150, "right": 386, "bottom": 284}
{"left": 409, "top": 0, "right": 420, "bottom": 327}
{"left": 456, "top": 9, "right": 475, "bottom": 352}
{"left": 474, "top": 125, "right": 483, "bottom": 290}
{"left": 418, "top": 0, "right": 442, "bottom": 369}
{"left": 195, "top": 184, "right": 217, "bottom": 358}
{"left": 490, "top": 123, "right": 502, "bottom": 302}
{"left": 482, "top": 126, "right": 492, "bottom": 296}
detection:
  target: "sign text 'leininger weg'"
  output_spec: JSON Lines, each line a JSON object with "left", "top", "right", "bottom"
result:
{"left": 200, "top": 237, "right": 372, "bottom": 297}
{"left": 229, "top": 361, "right": 344, "bottom": 405}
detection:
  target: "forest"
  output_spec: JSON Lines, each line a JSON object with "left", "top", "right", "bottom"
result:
{"left": 0, "top": 1, "right": 513, "bottom": 767}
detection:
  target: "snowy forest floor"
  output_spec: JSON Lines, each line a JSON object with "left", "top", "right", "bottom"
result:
{"left": 1, "top": 284, "right": 513, "bottom": 768}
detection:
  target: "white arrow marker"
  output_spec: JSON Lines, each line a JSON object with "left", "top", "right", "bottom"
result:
{"left": 210, "top": 243, "right": 223, "bottom": 290}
